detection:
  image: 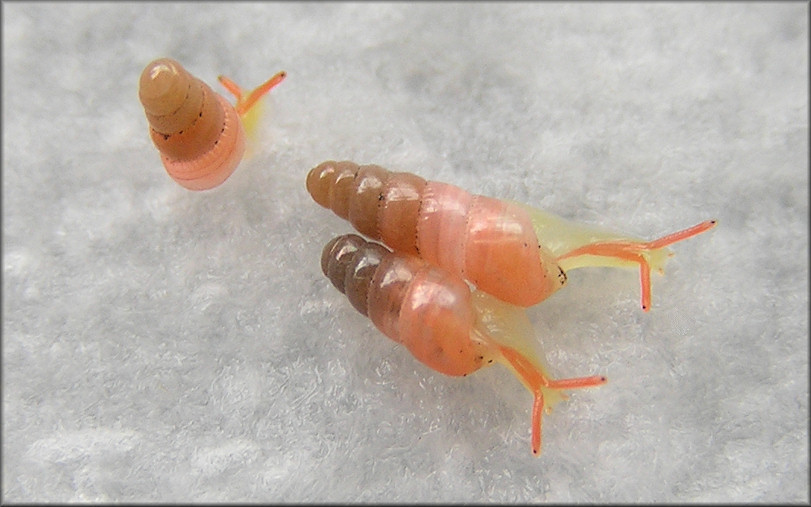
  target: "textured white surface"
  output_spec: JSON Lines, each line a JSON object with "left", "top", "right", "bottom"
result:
{"left": 2, "top": 2, "right": 808, "bottom": 502}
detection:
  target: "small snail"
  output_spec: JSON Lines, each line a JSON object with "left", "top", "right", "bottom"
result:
{"left": 321, "top": 233, "right": 606, "bottom": 456}
{"left": 307, "top": 161, "right": 716, "bottom": 311}
{"left": 138, "top": 57, "right": 285, "bottom": 190}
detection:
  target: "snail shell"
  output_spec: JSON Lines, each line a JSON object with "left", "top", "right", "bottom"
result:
{"left": 138, "top": 58, "right": 245, "bottom": 191}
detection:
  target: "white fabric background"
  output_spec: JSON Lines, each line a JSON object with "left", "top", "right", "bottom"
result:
{"left": 3, "top": 2, "right": 808, "bottom": 502}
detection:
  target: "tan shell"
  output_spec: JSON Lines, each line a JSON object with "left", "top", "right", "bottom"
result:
{"left": 139, "top": 58, "right": 244, "bottom": 191}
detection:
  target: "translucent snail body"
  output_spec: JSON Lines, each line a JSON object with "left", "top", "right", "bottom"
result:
{"left": 307, "top": 160, "right": 717, "bottom": 311}
{"left": 321, "top": 233, "right": 606, "bottom": 456}
{"left": 138, "top": 58, "right": 285, "bottom": 191}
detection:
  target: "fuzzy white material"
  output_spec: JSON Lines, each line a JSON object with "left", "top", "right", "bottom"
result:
{"left": 3, "top": 2, "right": 808, "bottom": 502}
